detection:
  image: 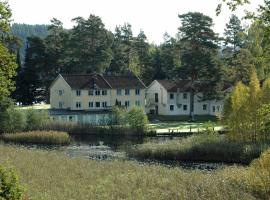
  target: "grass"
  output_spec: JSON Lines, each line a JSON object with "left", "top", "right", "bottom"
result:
{"left": 16, "top": 104, "right": 50, "bottom": 110}
{"left": 1, "top": 131, "right": 71, "bottom": 145}
{"left": 149, "top": 121, "right": 221, "bottom": 133}
{"left": 147, "top": 114, "right": 218, "bottom": 122}
{"left": 0, "top": 145, "right": 259, "bottom": 200}
{"left": 129, "top": 134, "right": 270, "bottom": 164}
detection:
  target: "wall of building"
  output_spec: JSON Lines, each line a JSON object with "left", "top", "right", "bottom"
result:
{"left": 146, "top": 82, "right": 224, "bottom": 116}
{"left": 50, "top": 76, "right": 72, "bottom": 109}
{"left": 70, "top": 89, "right": 112, "bottom": 110}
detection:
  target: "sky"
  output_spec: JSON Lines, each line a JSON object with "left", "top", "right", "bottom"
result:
{"left": 8, "top": 0, "right": 263, "bottom": 44}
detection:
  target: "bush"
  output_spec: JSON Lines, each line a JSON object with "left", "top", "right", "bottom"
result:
{"left": 1, "top": 131, "right": 71, "bottom": 145}
{"left": 0, "top": 109, "right": 26, "bottom": 133}
{"left": 25, "top": 109, "right": 50, "bottom": 131}
{"left": 0, "top": 165, "right": 25, "bottom": 200}
{"left": 127, "top": 107, "right": 148, "bottom": 132}
{"left": 110, "top": 106, "right": 128, "bottom": 126}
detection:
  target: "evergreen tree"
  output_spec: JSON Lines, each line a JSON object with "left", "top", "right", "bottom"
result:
{"left": 17, "top": 37, "right": 46, "bottom": 105}
{"left": 178, "top": 12, "right": 222, "bottom": 120}
{"left": 224, "top": 14, "right": 244, "bottom": 52}
{"left": 67, "top": 15, "right": 113, "bottom": 73}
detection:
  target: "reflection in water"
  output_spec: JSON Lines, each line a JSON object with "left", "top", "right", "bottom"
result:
{"left": 18, "top": 134, "right": 225, "bottom": 170}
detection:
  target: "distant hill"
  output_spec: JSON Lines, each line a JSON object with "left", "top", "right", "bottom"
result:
{"left": 11, "top": 23, "right": 49, "bottom": 63}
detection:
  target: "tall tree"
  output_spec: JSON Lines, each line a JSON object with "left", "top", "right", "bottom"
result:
{"left": 108, "top": 23, "right": 138, "bottom": 75}
{"left": 15, "top": 37, "right": 46, "bottom": 105}
{"left": 67, "top": 15, "right": 113, "bottom": 73}
{"left": 178, "top": 12, "right": 222, "bottom": 120}
{"left": 0, "top": 1, "right": 17, "bottom": 99}
{"left": 224, "top": 14, "right": 244, "bottom": 52}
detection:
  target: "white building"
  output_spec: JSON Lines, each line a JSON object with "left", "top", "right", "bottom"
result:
{"left": 146, "top": 80, "right": 226, "bottom": 116}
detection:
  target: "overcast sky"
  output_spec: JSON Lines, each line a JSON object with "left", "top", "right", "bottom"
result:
{"left": 8, "top": 0, "right": 263, "bottom": 44}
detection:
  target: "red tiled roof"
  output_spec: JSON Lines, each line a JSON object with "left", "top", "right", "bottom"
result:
{"left": 61, "top": 73, "right": 146, "bottom": 89}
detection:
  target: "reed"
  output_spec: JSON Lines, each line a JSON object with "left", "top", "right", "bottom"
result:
{"left": 1, "top": 131, "right": 71, "bottom": 145}
{"left": 0, "top": 145, "right": 256, "bottom": 200}
{"left": 129, "top": 134, "right": 269, "bottom": 164}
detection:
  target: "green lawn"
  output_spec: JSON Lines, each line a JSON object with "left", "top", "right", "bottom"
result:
{"left": 149, "top": 121, "right": 222, "bottom": 133}
{"left": 16, "top": 104, "right": 50, "bottom": 110}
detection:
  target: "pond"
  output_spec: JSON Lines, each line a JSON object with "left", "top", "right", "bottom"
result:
{"left": 21, "top": 134, "right": 227, "bottom": 170}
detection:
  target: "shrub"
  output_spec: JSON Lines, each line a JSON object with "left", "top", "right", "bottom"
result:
{"left": 0, "top": 109, "right": 26, "bottom": 133}
{"left": 25, "top": 109, "right": 50, "bottom": 131}
{"left": 1, "top": 131, "right": 71, "bottom": 145}
{"left": 110, "top": 106, "right": 128, "bottom": 126}
{"left": 127, "top": 107, "right": 148, "bottom": 132}
{"left": 0, "top": 165, "right": 25, "bottom": 200}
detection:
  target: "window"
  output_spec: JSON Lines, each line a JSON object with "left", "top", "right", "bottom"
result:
{"left": 170, "top": 93, "right": 174, "bottom": 99}
{"left": 69, "top": 116, "right": 73, "bottom": 122}
{"left": 117, "top": 89, "right": 122, "bottom": 96}
{"left": 102, "top": 102, "right": 107, "bottom": 107}
{"left": 183, "top": 93, "right": 187, "bottom": 99}
{"left": 88, "top": 90, "right": 94, "bottom": 96}
{"left": 135, "top": 89, "right": 140, "bottom": 95}
{"left": 217, "top": 106, "right": 220, "bottom": 112}
{"left": 155, "top": 93, "right": 158, "bottom": 103}
{"left": 59, "top": 101, "right": 64, "bottom": 108}
{"left": 203, "top": 104, "right": 207, "bottom": 111}
{"left": 102, "top": 90, "right": 107, "bottom": 96}
{"left": 213, "top": 106, "right": 216, "bottom": 112}
{"left": 125, "top": 101, "right": 130, "bottom": 107}
{"left": 89, "top": 102, "right": 93, "bottom": 108}
{"left": 118, "top": 101, "right": 121, "bottom": 106}
{"left": 95, "top": 90, "right": 100, "bottom": 96}
{"left": 76, "top": 90, "right": 81, "bottom": 96}
{"left": 58, "top": 90, "right": 63, "bottom": 96}
{"left": 170, "top": 105, "right": 174, "bottom": 111}
{"left": 125, "top": 89, "right": 130, "bottom": 95}
{"left": 135, "top": 100, "right": 140, "bottom": 106}
{"left": 76, "top": 102, "right": 81, "bottom": 108}
{"left": 96, "top": 102, "right": 100, "bottom": 108}
{"left": 183, "top": 105, "right": 187, "bottom": 111}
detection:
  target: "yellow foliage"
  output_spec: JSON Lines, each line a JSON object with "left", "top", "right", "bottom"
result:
{"left": 262, "top": 78, "right": 270, "bottom": 104}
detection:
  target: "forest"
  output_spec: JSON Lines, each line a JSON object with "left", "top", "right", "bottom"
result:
{"left": 2, "top": 0, "right": 270, "bottom": 107}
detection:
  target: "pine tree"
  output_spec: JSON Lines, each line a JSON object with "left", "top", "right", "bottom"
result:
{"left": 224, "top": 14, "right": 244, "bottom": 52}
{"left": 178, "top": 12, "right": 222, "bottom": 120}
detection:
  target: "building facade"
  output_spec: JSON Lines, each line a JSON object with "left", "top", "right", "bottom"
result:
{"left": 146, "top": 80, "right": 225, "bottom": 116}
{"left": 49, "top": 73, "right": 146, "bottom": 124}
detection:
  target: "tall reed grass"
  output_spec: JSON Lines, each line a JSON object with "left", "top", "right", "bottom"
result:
{"left": 0, "top": 145, "right": 256, "bottom": 200}
{"left": 1, "top": 131, "right": 71, "bottom": 145}
{"left": 129, "top": 134, "right": 270, "bottom": 164}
